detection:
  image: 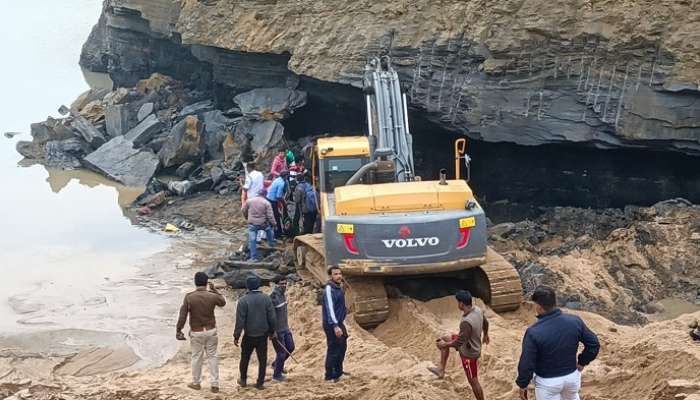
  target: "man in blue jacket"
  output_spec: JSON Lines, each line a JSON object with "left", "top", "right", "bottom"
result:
{"left": 266, "top": 170, "right": 289, "bottom": 238}
{"left": 322, "top": 266, "right": 348, "bottom": 382}
{"left": 516, "top": 286, "right": 600, "bottom": 400}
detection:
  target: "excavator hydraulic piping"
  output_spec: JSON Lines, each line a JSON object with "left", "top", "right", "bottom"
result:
{"left": 346, "top": 161, "right": 378, "bottom": 186}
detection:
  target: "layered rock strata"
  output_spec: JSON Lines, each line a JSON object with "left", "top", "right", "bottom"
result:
{"left": 81, "top": 0, "right": 700, "bottom": 154}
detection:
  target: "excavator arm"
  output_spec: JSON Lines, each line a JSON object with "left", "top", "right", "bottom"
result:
{"left": 363, "top": 57, "right": 415, "bottom": 182}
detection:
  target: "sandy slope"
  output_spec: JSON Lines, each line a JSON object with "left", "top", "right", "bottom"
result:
{"left": 3, "top": 283, "right": 700, "bottom": 400}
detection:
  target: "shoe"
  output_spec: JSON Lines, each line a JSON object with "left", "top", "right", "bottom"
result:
{"left": 255, "top": 383, "right": 265, "bottom": 390}
{"left": 187, "top": 383, "right": 201, "bottom": 390}
{"left": 237, "top": 379, "right": 247, "bottom": 388}
{"left": 427, "top": 366, "right": 445, "bottom": 379}
{"left": 211, "top": 387, "right": 219, "bottom": 393}
{"left": 270, "top": 361, "right": 288, "bottom": 374}
{"left": 342, "top": 371, "right": 352, "bottom": 377}
{"left": 333, "top": 376, "right": 342, "bottom": 383}
{"left": 272, "top": 375, "right": 287, "bottom": 382}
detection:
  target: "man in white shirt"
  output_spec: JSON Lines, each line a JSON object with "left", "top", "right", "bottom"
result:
{"left": 242, "top": 162, "right": 264, "bottom": 205}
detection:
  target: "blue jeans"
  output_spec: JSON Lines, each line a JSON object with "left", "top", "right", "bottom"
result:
{"left": 272, "top": 330, "right": 295, "bottom": 379}
{"left": 247, "top": 224, "right": 275, "bottom": 260}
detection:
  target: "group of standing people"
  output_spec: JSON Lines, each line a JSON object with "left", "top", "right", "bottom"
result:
{"left": 176, "top": 266, "right": 599, "bottom": 398}
{"left": 240, "top": 150, "right": 319, "bottom": 262}
{"left": 175, "top": 266, "right": 349, "bottom": 392}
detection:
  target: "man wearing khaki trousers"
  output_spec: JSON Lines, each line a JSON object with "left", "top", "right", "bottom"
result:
{"left": 176, "top": 272, "right": 226, "bottom": 393}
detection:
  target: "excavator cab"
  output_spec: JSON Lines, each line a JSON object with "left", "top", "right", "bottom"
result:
{"left": 310, "top": 136, "right": 372, "bottom": 221}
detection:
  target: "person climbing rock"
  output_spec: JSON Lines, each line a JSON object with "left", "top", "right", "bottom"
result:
{"left": 270, "top": 150, "right": 287, "bottom": 178}
{"left": 293, "top": 173, "right": 318, "bottom": 235}
{"left": 241, "top": 162, "right": 264, "bottom": 205}
{"left": 266, "top": 170, "right": 289, "bottom": 238}
{"left": 241, "top": 190, "right": 276, "bottom": 261}
{"left": 516, "top": 286, "right": 600, "bottom": 400}
{"left": 428, "top": 290, "right": 489, "bottom": 400}
{"left": 176, "top": 272, "right": 226, "bottom": 394}
{"left": 234, "top": 275, "right": 277, "bottom": 390}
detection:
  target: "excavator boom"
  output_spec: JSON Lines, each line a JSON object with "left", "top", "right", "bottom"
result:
{"left": 364, "top": 58, "right": 415, "bottom": 181}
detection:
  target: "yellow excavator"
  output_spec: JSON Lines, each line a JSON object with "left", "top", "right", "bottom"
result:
{"left": 293, "top": 58, "right": 522, "bottom": 328}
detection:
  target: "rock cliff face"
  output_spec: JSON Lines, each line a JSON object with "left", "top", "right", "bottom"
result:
{"left": 81, "top": 0, "right": 700, "bottom": 155}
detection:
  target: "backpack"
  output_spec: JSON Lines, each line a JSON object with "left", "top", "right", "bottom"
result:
{"left": 303, "top": 183, "right": 318, "bottom": 211}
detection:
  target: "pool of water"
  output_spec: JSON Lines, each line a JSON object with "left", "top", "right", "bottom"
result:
{"left": 0, "top": 0, "right": 200, "bottom": 367}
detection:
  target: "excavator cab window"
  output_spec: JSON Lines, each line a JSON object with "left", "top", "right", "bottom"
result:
{"left": 320, "top": 156, "right": 368, "bottom": 193}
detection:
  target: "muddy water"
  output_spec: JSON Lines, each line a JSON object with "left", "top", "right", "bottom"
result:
{"left": 0, "top": 1, "right": 232, "bottom": 369}
{"left": 650, "top": 298, "right": 700, "bottom": 322}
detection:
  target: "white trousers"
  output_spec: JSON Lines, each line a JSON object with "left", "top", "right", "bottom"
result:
{"left": 535, "top": 370, "right": 581, "bottom": 400}
{"left": 191, "top": 329, "right": 219, "bottom": 387}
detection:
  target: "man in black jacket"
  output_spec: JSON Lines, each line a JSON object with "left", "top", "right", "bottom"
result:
{"left": 516, "top": 286, "right": 600, "bottom": 400}
{"left": 270, "top": 278, "right": 295, "bottom": 382}
{"left": 234, "top": 275, "right": 276, "bottom": 390}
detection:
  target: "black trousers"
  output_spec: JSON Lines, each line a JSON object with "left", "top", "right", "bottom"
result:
{"left": 302, "top": 211, "right": 318, "bottom": 234}
{"left": 267, "top": 199, "right": 283, "bottom": 237}
{"left": 240, "top": 335, "right": 268, "bottom": 386}
{"left": 324, "top": 324, "right": 347, "bottom": 380}
{"left": 292, "top": 203, "right": 302, "bottom": 236}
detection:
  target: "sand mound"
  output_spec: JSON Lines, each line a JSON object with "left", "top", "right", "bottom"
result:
{"left": 2, "top": 285, "right": 700, "bottom": 399}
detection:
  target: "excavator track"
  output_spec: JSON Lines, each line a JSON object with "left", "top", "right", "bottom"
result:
{"left": 294, "top": 235, "right": 390, "bottom": 329}
{"left": 477, "top": 247, "right": 523, "bottom": 312}
{"left": 294, "top": 237, "right": 520, "bottom": 328}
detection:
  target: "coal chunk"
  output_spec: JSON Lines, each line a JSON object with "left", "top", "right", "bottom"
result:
{"left": 158, "top": 115, "right": 204, "bottom": 168}
{"left": 124, "top": 114, "right": 163, "bottom": 147}
{"left": 43, "top": 137, "right": 91, "bottom": 169}
{"left": 83, "top": 136, "right": 160, "bottom": 186}
{"left": 233, "top": 88, "right": 307, "bottom": 120}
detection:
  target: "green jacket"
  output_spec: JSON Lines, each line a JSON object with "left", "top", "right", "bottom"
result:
{"left": 285, "top": 150, "right": 295, "bottom": 165}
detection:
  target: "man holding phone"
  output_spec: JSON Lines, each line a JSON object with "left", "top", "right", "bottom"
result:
{"left": 176, "top": 272, "right": 226, "bottom": 393}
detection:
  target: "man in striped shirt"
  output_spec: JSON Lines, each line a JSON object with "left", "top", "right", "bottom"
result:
{"left": 321, "top": 266, "right": 348, "bottom": 383}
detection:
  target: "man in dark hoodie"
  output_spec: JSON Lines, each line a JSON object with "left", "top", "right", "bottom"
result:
{"left": 516, "top": 286, "right": 600, "bottom": 400}
{"left": 322, "top": 266, "right": 348, "bottom": 383}
{"left": 234, "top": 275, "right": 276, "bottom": 390}
{"left": 270, "top": 278, "right": 295, "bottom": 382}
